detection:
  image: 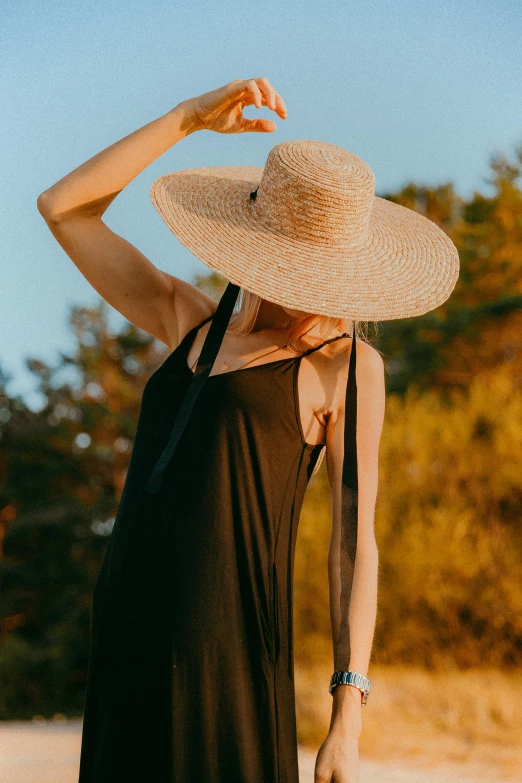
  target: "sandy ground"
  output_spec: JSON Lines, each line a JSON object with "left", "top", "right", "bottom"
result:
{"left": 295, "top": 665, "right": 522, "bottom": 783}
{"left": 0, "top": 720, "right": 513, "bottom": 783}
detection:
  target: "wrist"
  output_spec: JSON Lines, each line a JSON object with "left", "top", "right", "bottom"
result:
{"left": 333, "top": 682, "right": 364, "bottom": 708}
{"left": 167, "top": 101, "right": 203, "bottom": 138}
{"left": 330, "top": 685, "right": 362, "bottom": 737}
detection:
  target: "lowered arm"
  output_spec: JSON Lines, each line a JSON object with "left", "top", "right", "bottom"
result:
{"left": 325, "top": 337, "right": 385, "bottom": 733}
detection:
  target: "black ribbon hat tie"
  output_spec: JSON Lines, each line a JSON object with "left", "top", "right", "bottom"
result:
{"left": 145, "top": 282, "right": 241, "bottom": 494}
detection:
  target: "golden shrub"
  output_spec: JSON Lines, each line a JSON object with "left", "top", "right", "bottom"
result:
{"left": 295, "top": 364, "right": 522, "bottom": 669}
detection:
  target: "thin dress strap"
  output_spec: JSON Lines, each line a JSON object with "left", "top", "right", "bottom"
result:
{"left": 189, "top": 327, "right": 353, "bottom": 373}
{"left": 297, "top": 331, "right": 353, "bottom": 358}
{"left": 146, "top": 282, "right": 241, "bottom": 494}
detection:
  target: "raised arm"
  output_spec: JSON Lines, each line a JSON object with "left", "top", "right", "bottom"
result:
{"left": 315, "top": 338, "right": 385, "bottom": 782}
{"left": 36, "top": 78, "right": 287, "bottom": 349}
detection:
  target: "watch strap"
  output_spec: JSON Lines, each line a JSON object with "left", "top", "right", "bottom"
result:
{"left": 329, "top": 670, "right": 371, "bottom": 705}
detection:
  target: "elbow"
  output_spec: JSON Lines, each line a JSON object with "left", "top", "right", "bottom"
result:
{"left": 37, "top": 191, "right": 55, "bottom": 223}
{"left": 37, "top": 190, "right": 67, "bottom": 226}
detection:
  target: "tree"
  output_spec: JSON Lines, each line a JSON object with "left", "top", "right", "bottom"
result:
{"left": 0, "top": 301, "right": 165, "bottom": 717}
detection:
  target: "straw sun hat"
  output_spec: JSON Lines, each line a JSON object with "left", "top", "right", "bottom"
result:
{"left": 145, "top": 138, "right": 460, "bottom": 538}
{"left": 149, "top": 138, "right": 460, "bottom": 322}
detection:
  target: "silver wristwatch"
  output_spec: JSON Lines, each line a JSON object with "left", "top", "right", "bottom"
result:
{"left": 329, "top": 670, "right": 371, "bottom": 705}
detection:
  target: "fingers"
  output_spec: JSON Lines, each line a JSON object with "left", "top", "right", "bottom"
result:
{"left": 256, "top": 77, "right": 277, "bottom": 111}
{"left": 229, "top": 77, "right": 287, "bottom": 118}
{"left": 244, "top": 78, "right": 263, "bottom": 109}
{"left": 256, "top": 77, "right": 287, "bottom": 119}
{"left": 238, "top": 116, "right": 277, "bottom": 134}
{"left": 224, "top": 78, "right": 261, "bottom": 109}
{"left": 274, "top": 92, "right": 287, "bottom": 119}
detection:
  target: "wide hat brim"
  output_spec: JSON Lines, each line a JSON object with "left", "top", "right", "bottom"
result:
{"left": 150, "top": 164, "right": 460, "bottom": 322}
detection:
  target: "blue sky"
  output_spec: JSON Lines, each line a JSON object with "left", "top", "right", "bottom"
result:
{"left": 2, "top": 0, "right": 521, "bottom": 408}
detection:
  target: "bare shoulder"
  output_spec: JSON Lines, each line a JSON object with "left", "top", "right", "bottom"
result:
{"left": 327, "top": 336, "right": 385, "bottom": 417}
{"left": 328, "top": 334, "right": 384, "bottom": 378}
{"left": 161, "top": 275, "right": 218, "bottom": 351}
{"left": 323, "top": 337, "right": 386, "bottom": 471}
{"left": 353, "top": 338, "right": 385, "bottom": 378}
{"left": 297, "top": 334, "right": 385, "bottom": 441}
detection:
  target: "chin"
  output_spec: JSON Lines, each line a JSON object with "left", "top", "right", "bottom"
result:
{"left": 281, "top": 306, "right": 310, "bottom": 318}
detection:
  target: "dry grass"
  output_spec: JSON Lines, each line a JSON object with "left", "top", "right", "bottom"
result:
{"left": 295, "top": 664, "right": 522, "bottom": 781}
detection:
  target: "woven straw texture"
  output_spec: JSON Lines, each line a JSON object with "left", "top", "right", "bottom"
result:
{"left": 150, "top": 140, "right": 460, "bottom": 321}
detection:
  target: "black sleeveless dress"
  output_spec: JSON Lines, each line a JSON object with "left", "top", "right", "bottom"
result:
{"left": 78, "top": 314, "right": 351, "bottom": 783}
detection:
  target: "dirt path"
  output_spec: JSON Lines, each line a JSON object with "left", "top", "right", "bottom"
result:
{"left": 0, "top": 720, "right": 512, "bottom": 783}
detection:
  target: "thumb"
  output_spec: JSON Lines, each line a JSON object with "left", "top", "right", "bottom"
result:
{"left": 239, "top": 117, "right": 277, "bottom": 133}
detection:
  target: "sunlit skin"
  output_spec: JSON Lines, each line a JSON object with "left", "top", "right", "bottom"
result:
{"left": 37, "top": 77, "right": 385, "bottom": 783}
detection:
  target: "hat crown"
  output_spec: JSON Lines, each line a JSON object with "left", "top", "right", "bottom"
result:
{"left": 252, "top": 140, "right": 376, "bottom": 248}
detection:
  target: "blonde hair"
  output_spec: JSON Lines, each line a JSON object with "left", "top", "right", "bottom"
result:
{"left": 226, "top": 287, "right": 377, "bottom": 478}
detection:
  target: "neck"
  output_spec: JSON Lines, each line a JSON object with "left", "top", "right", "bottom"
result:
{"left": 251, "top": 297, "right": 350, "bottom": 338}
{"left": 253, "top": 299, "right": 295, "bottom": 332}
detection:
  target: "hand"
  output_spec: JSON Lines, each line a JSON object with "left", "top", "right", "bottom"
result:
{"left": 179, "top": 77, "right": 287, "bottom": 135}
{"left": 314, "top": 729, "right": 360, "bottom": 783}
{"left": 315, "top": 685, "right": 362, "bottom": 783}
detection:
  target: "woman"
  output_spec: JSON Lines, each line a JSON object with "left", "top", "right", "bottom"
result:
{"left": 37, "top": 77, "right": 459, "bottom": 783}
